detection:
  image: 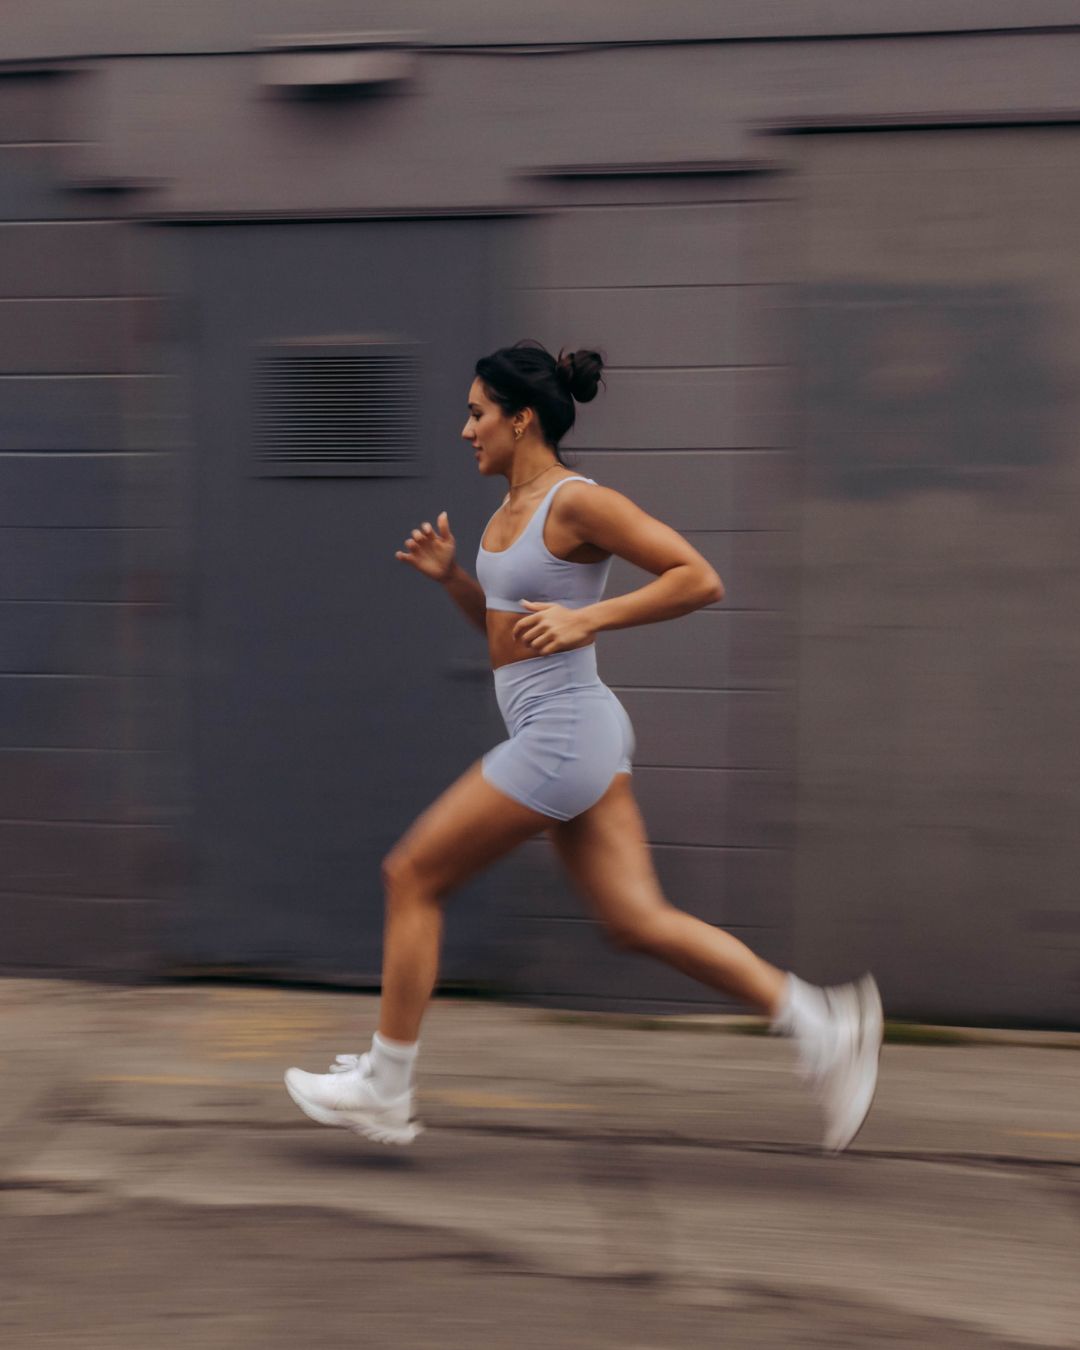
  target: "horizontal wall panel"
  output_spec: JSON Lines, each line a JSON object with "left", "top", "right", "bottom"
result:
{"left": 0, "top": 675, "right": 179, "bottom": 751}
{"left": 741, "top": 201, "right": 798, "bottom": 289}
{"left": 608, "top": 530, "right": 796, "bottom": 613}
{"left": 599, "top": 611, "right": 793, "bottom": 689}
{"left": 0, "top": 821, "right": 176, "bottom": 899}
{"left": 0, "top": 527, "right": 178, "bottom": 602}
{"left": 525, "top": 204, "right": 783, "bottom": 289}
{"left": 525, "top": 284, "right": 788, "bottom": 368}
{"left": 0, "top": 74, "right": 62, "bottom": 144}
{"left": 0, "top": 603, "right": 175, "bottom": 677}
{"left": 0, "top": 375, "right": 164, "bottom": 450}
{"left": 0, "top": 145, "right": 66, "bottom": 220}
{"left": 651, "top": 840, "right": 792, "bottom": 929}
{"left": 0, "top": 892, "right": 155, "bottom": 974}
{"left": 0, "top": 452, "right": 181, "bottom": 528}
{"left": 505, "top": 915, "right": 790, "bottom": 1009}
{"left": 0, "top": 222, "right": 136, "bottom": 299}
{"left": 0, "top": 146, "right": 104, "bottom": 223}
{"left": 699, "top": 530, "right": 795, "bottom": 612}
{"left": 632, "top": 766, "right": 792, "bottom": 849}
{"left": 498, "top": 834, "right": 793, "bottom": 929}
{"left": 615, "top": 689, "right": 795, "bottom": 770}
{"left": 568, "top": 367, "right": 792, "bottom": 450}
{"left": 0, "top": 749, "right": 176, "bottom": 822}
{"left": 804, "top": 33, "right": 1080, "bottom": 126}
{"left": 6, "top": 2, "right": 1080, "bottom": 62}
{"left": 575, "top": 450, "right": 796, "bottom": 532}
{"left": 0, "top": 298, "right": 161, "bottom": 374}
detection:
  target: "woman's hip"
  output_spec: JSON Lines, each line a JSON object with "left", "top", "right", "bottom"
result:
{"left": 482, "top": 666, "right": 635, "bottom": 821}
{"left": 492, "top": 644, "right": 605, "bottom": 733}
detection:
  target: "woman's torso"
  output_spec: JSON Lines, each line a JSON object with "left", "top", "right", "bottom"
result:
{"left": 477, "top": 473, "right": 612, "bottom": 670}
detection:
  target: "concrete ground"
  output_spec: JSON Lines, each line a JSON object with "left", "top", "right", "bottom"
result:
{"left": 1, "top": 978, "right": 1077, "bottom": 1349}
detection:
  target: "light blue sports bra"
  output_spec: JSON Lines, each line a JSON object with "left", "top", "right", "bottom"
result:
{"left": 475, "top": 475, "right": 613, "bottom": 614}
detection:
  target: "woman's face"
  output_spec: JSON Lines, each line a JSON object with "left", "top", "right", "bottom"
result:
{"left": 461, "top": 379, "right": 523, "bottom": 476}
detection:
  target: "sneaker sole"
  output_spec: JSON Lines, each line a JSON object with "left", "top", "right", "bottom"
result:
{"left": 283, "top": 1073, "right": 422, "bottom": 1145}
{"left": 824, "top": 974, "right": 883, "bottom": 1155}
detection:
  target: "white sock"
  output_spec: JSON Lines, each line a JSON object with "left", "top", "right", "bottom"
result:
{"left": 771, "top": 973, "right": 834, "bottom": 1072}
{"left": 370, "top": 1031, "right": 418, "bottom": 1098}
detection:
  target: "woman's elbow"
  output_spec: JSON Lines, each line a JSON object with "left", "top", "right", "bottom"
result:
{"left": 701, "top": 568, "right": 725, "bottom": 605}
{"left": 672, "top": 561, "right": 724, "bottom": 607}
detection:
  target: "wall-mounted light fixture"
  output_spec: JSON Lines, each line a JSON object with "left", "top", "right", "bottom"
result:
{"left": 259, "top": 32, "right": 421, "bottom": 101}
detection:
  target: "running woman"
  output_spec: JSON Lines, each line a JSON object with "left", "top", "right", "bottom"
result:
{"left": 285, "top": 339, "right": 882, "bottom": 1153}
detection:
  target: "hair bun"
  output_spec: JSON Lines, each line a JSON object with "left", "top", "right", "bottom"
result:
{"left": 556, "top": 347, "right": 604, "bottom": 404}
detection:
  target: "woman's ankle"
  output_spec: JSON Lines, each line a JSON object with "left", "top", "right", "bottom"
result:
{"left": 371, "top": 1030, "right": 419, "bottom": 1098}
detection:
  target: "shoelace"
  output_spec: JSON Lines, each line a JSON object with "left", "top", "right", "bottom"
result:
{"left": 327, "top": 1052, "right": 371, "bottom": 1076}
{"left": 326, "top": 1050, "right": 413, "bottom": 1107}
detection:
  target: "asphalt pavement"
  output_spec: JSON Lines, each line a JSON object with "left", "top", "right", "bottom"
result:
{"left": 1, "top": 978, "right": 1077, "bottom": 1349}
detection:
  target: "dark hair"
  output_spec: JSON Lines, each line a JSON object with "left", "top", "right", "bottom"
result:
{"left": 475, "top": 339, "right": 605, "bottom": 465}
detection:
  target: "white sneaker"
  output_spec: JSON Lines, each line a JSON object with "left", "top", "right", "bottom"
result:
{"left": 803, "top": 974, "right": 883, "bottom": 1155}
{"left": 284, "top": 1052, "right": 422, "bottom": 1145}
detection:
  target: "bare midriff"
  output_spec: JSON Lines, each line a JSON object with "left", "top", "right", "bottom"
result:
{"left": 486, "top": 611, "right": 596, "bottom": 671}
{"left": 480, "top": 475, "right": 610, "bottom": 672}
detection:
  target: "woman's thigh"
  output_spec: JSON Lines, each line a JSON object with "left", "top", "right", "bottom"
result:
{"left": 385, "top": 758, "right": 550, "bottom": 897}
{"left": 544, "top": 772, "right": 668, "bottom": 938}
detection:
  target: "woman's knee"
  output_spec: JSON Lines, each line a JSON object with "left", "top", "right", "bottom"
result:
{"left": 381, "top": 846, "right": 441, "bottom": 903}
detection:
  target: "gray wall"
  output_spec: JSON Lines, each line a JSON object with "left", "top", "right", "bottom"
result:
{"left": 4, "top": 7, "right": 1080, "bottom": 1021}
{"left": 793, "top": 129, "right": 1080, "bottom": 1024}
{"left": 0, "top": 72, "right": 183, "bottom": 976}
{"left": 8, "top": 1, "right": 1080, "bottom": 57}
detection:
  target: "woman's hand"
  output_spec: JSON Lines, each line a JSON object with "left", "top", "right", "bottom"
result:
{"left": 395, "top": 511, "right": 456, "bottom": 581}
{"left": 512, "top": 601, "right": 596, "bottom": 654}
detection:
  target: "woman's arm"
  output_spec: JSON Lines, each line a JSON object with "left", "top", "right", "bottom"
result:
{"left": 567, "top": 483, "right": 723, "bottom": 630}
{"left": 438, "top": 562, "right": 488, "bottom": 634}
{"left": 511, "top": 483, "right": 723, "bottom": 652}
{"left": 395, "top": 511, "right": 487, "bottom": 635}
{"left": 584, "top": 563, "right": 720, "bottom": 634}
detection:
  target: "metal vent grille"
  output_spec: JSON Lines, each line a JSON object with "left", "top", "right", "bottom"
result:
{"left": 253, "top": 336, "right": 421, "bottom": 477}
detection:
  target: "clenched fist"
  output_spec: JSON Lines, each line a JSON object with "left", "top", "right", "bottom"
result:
{"left": 394, "top": 510, "right": 456, "bottom": 582}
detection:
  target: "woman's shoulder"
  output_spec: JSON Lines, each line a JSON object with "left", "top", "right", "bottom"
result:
{"left": 551, "top": 472, "right": 598, "bottom": 492}
{"left": 548, "top": 476, "right": 631, "bottom": 528}
{"left": 549, "top": 477, "right": 647, "bottom": 533}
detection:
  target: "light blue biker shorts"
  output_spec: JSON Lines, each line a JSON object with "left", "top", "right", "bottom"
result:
{"left": 480, "top": 644, "right": 635, "bottom": 822}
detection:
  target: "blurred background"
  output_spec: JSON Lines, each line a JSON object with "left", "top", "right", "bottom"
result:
{"left": 2, "top": 0, "right": 1079, "bottom": 1028}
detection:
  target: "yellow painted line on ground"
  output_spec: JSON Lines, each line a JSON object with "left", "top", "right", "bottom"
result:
{"left": 425, "top": 1088, "right": 592, "bottom": 1112}
{"left": 1005, "top": 1130, "right": 1080, "bottom": 1142}
{"left": 90, "top": 1074, "right": 591, "bottom": 1112}
{"left": 92, "top": 1074, "right": 270, "bottom": 1088}
{"left": 77, "top": 1081, "right": 1080, "bottom": 1132}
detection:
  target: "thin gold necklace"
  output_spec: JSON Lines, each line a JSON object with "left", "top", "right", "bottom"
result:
{"left": 508, "top": 462, "right": 559, "bottom": 495}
